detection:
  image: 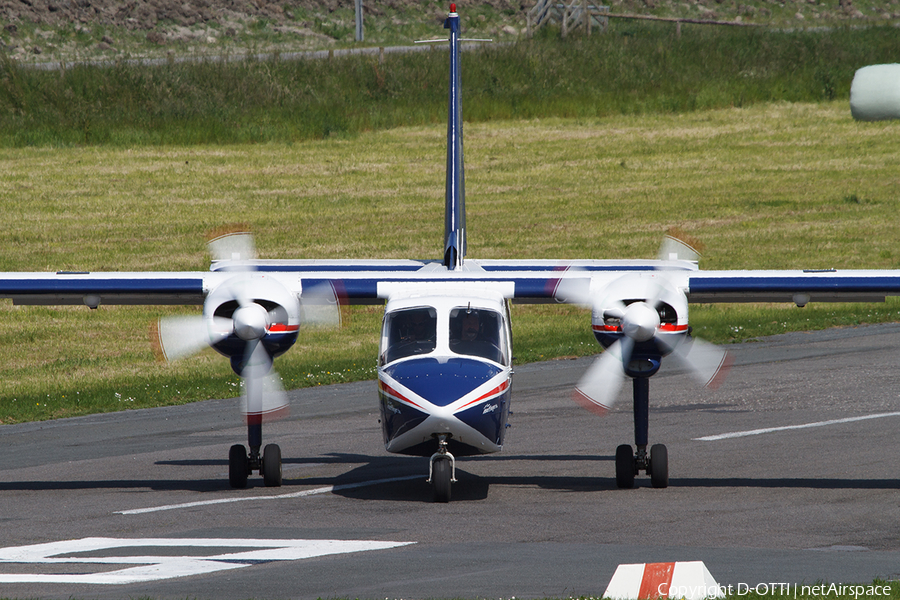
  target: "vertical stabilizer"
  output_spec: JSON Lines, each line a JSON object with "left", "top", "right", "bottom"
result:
{"left": 443, "top": 4, "right": 466, "bottom": 270}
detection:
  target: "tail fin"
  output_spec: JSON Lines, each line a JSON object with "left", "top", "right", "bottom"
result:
{"left": 443, "top": 4, "right": 466, "bottom": 270}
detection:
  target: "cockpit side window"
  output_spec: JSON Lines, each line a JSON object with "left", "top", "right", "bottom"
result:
{"left": 383, "top": 307, "right": 437, "bottom": 363}
{"left": 448, "top": 307, "right": 506, "bottom": 364}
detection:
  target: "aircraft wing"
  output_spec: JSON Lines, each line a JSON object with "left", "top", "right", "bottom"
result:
{"left": 5, "top": 262, "right": 900, "bottom": 309}
{"left": 685, "top": 269, "right": 900, "bottom": 304}
{"left": 0, "top": 272, "right": 209, "bottom": 306}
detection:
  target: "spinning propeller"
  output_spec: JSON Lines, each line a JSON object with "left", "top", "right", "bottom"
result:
{"left": 560, "top": 235, "right": 731, "bottom": 414}
{"left": 155, "top": 232, "right": 340, "bottom": 425}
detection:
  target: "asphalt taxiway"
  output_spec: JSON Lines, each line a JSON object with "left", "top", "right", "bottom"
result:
{"left": 2, "top": 323, "right": 900, "bottom": 599}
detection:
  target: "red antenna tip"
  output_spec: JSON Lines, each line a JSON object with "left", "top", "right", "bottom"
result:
{"left": 450, "top": 3, "right": 457, "bottom": 12}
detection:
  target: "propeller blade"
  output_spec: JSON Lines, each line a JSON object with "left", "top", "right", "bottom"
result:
{"left": 658, "top": 234, "right": 702, "bottom": 262}
{"left": 300, "top": 281, "right": 342, "bottom": 328}
{"left": 208, "top": 231, "right": 257, "bottom": 264}
{"left": 240, "top": 340, "right": 288, "bottom": 424}
{"left": 554, "top": 273, "right": 593, "bottom": 306}
{"left": 572, "top": 337, "right": 634, "bottom": 414}
{"left": 241, "top": 371, "right": 289, "bottom": 424}
{"left": 663, "top": 335, "right": 732, "bottom": 389}
{"left": 240, "top": 338, "right": 273, "bottom": 380}
{"left": 155, "top": 315, "right": 232, "bottom": 362}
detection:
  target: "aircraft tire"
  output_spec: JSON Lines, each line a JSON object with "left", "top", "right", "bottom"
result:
{"left": 262, "top": 443, "right": 283, "bottom": 487}
{"left": 229, "top": 444, "right": 250, "bottom": 489}
{"left": 432, "top": 457, "right": 452, "bottom": 503}
{"left": 650, "top": 443, "right": 668, "bottom": 488}
{"left": 615, "top": 444, "right": 635, "bottom": 489}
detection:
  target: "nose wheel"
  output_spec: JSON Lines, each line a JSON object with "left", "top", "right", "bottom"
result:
{"left": 427, "top": 435, "right": 457, "bottom": 502}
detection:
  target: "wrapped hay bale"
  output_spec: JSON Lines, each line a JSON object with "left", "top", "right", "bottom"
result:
{"left": 850, "top": 64, "right": 900, "bottom": 121}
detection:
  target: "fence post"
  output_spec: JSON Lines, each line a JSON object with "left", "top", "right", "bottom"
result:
{"left": 355, "top": 0, "right": 364, "bottom": 42}
{"left": 584, "top": 0, "right": 591, "bottom": 35}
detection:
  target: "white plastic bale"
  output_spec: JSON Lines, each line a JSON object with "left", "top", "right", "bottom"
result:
{"left": 850, "top": 63, "right": 900, "bottom": 121}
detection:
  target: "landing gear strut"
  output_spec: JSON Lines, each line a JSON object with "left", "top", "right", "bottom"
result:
{"left": 228, "top": 421, "right": 282, "bottom": 488}
{"left": 427, "top": 434, "right": 457, "bottom": 502}
{"left": 614, "top": 376, "right": 668, "bottom": 489}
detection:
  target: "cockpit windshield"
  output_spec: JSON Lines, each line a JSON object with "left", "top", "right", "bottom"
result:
{"left": 449, "top": 307, "right": 506, "bottom": 364}
{"left": 383, "top": 307, "right": 437, "bottom": 363}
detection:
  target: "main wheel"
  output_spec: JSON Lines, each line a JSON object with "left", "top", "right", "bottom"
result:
{"left": 650, "top": 443, "right": 668, "bottom": 488}
{"left": 615, "top": 444, "right": 636, "bottom": 489}
{"left": 432, "top": 457, "right": 452, "bottom": 503}
{"left": 229, "top": 444, "right": 249, "bottom": 489}
{"left": 262, "top": 443, "right": 282, "bottom": 487}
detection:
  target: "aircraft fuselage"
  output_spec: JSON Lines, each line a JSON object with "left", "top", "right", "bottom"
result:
{"left": 377, "top": 291, "right": 513, "bottom": 458}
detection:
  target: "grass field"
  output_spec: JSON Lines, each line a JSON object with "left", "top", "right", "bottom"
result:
{"left": 4, "top": 24, "right": 900, "bottom": 146}
{"left": 1, "top": 101, "right": 899, "bottom": 423}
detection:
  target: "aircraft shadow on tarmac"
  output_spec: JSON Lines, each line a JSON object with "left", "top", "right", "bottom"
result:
{"left": 4, "top": 452, "right": 899, "bottom": 495}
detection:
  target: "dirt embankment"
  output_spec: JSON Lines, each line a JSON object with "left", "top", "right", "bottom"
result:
{"left": 1, "top": 0, "right": 521, "bottom": 30}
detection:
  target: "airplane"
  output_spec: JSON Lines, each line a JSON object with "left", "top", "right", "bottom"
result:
{"left": 3, "top": 5, "right": 900, "bottom": 502}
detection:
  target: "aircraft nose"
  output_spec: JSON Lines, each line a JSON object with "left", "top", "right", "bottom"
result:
{"left": 382, "top": 357, "right": 503, "bottom": 407}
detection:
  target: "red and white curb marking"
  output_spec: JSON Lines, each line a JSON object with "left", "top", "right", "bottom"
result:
{"left": 604, "top": 561, "right": 724, "bottom": 600}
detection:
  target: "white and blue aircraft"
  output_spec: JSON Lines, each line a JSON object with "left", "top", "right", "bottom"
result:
{"left": 3, "top": 5, "right": 900, "bottom": 502}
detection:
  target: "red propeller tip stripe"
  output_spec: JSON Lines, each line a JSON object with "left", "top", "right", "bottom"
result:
{"left": 571, "top": 389, "right": 609, "bottom": 416}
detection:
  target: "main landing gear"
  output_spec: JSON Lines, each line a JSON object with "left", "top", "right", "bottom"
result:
{"left": 427, "top": 434, "right": 457, "bottom": 503}
{"left": 228, "top": 421, "right": 283, "bottom": 488}
{"left": 615, "top": 376, "right": 668, "bottom": 489}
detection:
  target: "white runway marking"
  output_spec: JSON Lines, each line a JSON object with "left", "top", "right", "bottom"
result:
{"left": 0, "top": 537, "right": 415, "bottom": 584}
{"left": 693, "top": 411, "right": 900, "bottom": 441}
{"left": 116, "top": 475, "right": 420, "bottom": 515}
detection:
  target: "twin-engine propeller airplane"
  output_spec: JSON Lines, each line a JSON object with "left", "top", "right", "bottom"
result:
{"left": 3, "top": 6, "right": 900, "bottom": 502}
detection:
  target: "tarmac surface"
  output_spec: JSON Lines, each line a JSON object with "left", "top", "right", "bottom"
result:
{"left": 2, "top": 323, "right": 900, "bottom": 599}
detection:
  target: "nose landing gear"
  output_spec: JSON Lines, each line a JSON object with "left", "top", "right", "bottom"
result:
{"left": 427, "top": 435, "right": 457, "bottom": 502}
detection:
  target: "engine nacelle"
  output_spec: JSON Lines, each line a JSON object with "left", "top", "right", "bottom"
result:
{"left": 590, "top": 273, "right": 690, "bottom": 356}
{"left": 204, "top": 274, "right": 301, "bottom": 367}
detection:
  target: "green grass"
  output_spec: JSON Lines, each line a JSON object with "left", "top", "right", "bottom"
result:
{"left": 2, "top": 24, "right": 899, "bottom": 146}
{"left": 0, "top": 102, "right": 899, "bottom": 424}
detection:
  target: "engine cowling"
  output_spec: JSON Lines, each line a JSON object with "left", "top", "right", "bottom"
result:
{"left": 204, "top": 273, "right": 301, "bottom": 373}
{"left": 590, "top": 274, "right": 690, "bottom": 357}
